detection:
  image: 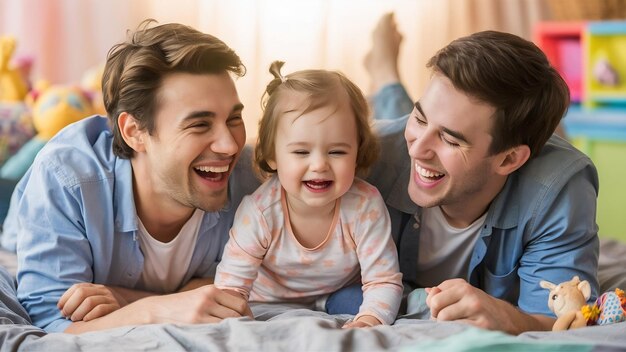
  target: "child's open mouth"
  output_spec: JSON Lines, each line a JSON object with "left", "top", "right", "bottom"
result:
{"left": 304, "top": 180, "right": 332, "bottom": 190}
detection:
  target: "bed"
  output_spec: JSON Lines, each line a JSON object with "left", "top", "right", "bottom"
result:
{"left": 0, "top": 239, "right": 625, "bottom": 351}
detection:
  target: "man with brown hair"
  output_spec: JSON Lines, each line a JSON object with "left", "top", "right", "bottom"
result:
{"left": 4, "top": 21, "right": 258, "bottom": 334}
{"left": 364, "top": 14, "right": 599, "bottom": 333}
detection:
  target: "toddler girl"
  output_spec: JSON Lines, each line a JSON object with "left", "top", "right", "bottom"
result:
{"left": 215, "top": 61, "right": 402, "bottom": 328}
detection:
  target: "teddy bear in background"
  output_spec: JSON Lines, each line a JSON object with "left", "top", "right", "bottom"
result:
{"left": 540, "top": 276, "right": 626, "bottom": 331}
{"left": 0, "top": 82, "right": 93, "bottom": 180}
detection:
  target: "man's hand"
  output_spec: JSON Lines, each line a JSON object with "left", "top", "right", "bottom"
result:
{"left": 65, "top": 284, "right": 253, "bottom": 334}
{"left": 425, "top": 279, "right": 555, "bottom": 334}
{"left": 178, "top": 277, "right": 214, "bottom": 292}
{"left": 58, "top": 283, "right": 127, "bottom": 322}
{"left": 139, "top": 284, "right": 253, "bottom": 324}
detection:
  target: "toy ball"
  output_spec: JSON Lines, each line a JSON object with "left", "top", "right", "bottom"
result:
{"left": 32, "top": 85, "right": 93, "bottom": 140}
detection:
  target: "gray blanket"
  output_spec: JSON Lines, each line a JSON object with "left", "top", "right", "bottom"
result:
{"left": 2, "top": 307, "right": 626, "bottom": 352}
{"left": 0, "top": 240, "right": 625, "bottom": 352}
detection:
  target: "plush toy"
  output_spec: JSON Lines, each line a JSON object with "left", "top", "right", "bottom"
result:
{"left": 0, "top": 103, "right": 35, "bottom": 167}
{"left": 0, "top": 83, "right": 93, "bottom": 180}
{"left": 80, "top": 63, "right": 106, "bottom": 116}
{"left": 592, "top": 58, "right": 619, "bottom": 86}
{"left": 0, "top": 36, "right": 34, "bottom": 167}
{"left": 0, "top": 36, "right": 29, "bottom": 102}
{"left": 540, "top": 276, "right": 626, "bottom": 331}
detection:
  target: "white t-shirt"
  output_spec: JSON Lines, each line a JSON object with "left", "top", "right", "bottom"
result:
{"left": 137, "top": 209, "right": 204, "bottom": 293}
{"left": 415, "top": 206, "right": 487, "bottom": 288}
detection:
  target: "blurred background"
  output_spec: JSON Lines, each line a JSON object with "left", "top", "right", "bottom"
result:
{"left": 2, "top": 0, "right": 626, "bottom": 240}
{"left": 0, "top": 0, "right": 601, "bottom": 136}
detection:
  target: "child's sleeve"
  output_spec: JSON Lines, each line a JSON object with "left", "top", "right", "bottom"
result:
{"left": 353, "top": 188, "right": 403, "bottom": 325}
{"left": 214, "top": 196, "right": 271, "bottom": 300}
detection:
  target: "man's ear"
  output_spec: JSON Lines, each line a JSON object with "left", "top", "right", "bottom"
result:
{"left": 118, "top": 112, "right": 146, "bottom": 152}
{"left": 494, "top": 144, "right": 530, "bottom": 176}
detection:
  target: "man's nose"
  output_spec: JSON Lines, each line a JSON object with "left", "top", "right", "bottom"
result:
{"left": 408, "top": 130, "right": 436, "bottom": 160}
{"left": 211, "top": 125, "right": 239, "bottom": 156}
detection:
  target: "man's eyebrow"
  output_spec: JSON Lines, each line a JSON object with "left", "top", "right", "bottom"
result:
{"left": 442, "top": 126, "right": 469, "bottom": 144}
{"left": 414, "top": 101, "right": 426, "bottom": 118}
{"left": 184, "top": 111, "right": 215, "bottom": 120}
{"left": 414, "top": 101, "right": 469, "bottom": 144}
{"left": 183, "top": 103, "right": 244, "bottom": 121}
{"left": 232, "top": 103, "right": 244, "bottom": 112}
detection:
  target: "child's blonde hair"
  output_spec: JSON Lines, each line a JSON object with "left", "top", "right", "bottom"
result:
{"left": 255, "top": 61, "right": 379, "bottom": 178}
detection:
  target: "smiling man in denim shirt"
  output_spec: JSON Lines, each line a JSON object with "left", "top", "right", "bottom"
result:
{"left": 2, "top": 21, "right": 259, "bottom": 334}
{"left": 362, "top": 14, "right": 599, "bottom": 334}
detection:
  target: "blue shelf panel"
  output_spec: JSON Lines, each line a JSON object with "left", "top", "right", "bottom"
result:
{"left": 588, "top": 21, "right": 626, "bottom": 35}
{"left": 563, "top": 105, "right": 626, "bottom": 141}
{"left": 587, "top": 96, "right": 626, "bottom": 103}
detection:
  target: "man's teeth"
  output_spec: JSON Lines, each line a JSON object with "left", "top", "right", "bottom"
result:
{"left": 195, "top": 165, "right": 229, "bottom": 173}
{"left": 415, "top": 164, "right": 443, "bottom": 178}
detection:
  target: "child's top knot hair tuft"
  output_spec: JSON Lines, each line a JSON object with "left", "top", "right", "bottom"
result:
{"left": 266, "top": 60, "right": 288, "bottom": 95}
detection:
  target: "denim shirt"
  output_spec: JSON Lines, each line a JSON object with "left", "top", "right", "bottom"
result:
{"left": 3, "top": 116, "right": 260, "bottom": 332}
{"left": 366, "top": 83, "right": 600, "bottom": 316}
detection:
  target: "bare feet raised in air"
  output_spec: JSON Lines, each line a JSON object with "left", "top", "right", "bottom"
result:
{"left": 364, "top": 13, "right": 403, "bottom": 94}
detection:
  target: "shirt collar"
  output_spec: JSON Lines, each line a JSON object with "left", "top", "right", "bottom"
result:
{"left": 385, "top": 161, "right": 419, "bottom": 215}
{"left": 112, "top": 157, "right": 139, "bottom": 232}
{"left": 483, "top": 175, "right": 519, "bottom": 231}
{"left": 384, "top": 160, "right": 518, "bottom": 232}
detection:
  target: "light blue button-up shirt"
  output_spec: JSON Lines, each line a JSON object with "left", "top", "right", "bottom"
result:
{"left": 366, "top": 83, "right": 600, "bottom": 316}
{"left": 3, "top": 115, "right": 259, "bottom": 332}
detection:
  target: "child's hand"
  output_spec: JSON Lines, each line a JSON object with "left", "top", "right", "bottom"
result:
{"left": 223, "top": 289, "right": 254, "bottom": 318}
{"left": 57, "top": 283, "right": 127, "bottom": 322}
{"left": 341, "top": 315, "right": 382, "bottom": 328}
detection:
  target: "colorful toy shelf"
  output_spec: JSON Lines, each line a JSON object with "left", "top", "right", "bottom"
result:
{"left": 537, "top": 21, "right": 626, "bottom": 242}
{"left": 535, "top": 20, "right": 626, "bottom": 106}
{"left": 563, "top": 105, "right": 626, "bottom": 242}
